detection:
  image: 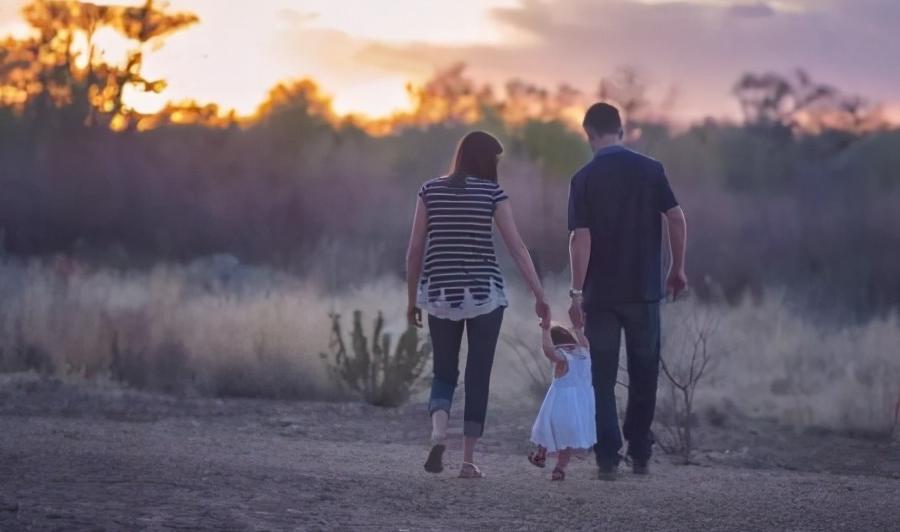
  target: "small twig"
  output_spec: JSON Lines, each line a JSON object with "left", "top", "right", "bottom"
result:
{"left": 892, "top": 391, "right": 900, "bottom": 438}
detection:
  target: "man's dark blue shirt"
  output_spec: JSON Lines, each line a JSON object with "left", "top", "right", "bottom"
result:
{"left": 568, "top": 145, "right": 678, "bottom": 308}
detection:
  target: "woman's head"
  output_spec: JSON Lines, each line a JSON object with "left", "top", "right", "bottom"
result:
{"left": 449, "top": 131, "right": 503, "bottom": 182}
{"left": 550, "top": 324, "right": 578, "bottom": 347}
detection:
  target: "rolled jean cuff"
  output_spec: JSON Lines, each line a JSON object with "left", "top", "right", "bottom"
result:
{"left": 428, "top": 398, "right": 452, "bottom": 416}
{"left": 463, "top": 420, "right": 484, "bottom": 438}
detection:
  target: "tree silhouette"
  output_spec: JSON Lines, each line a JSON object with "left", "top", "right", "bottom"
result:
{"left": 1, "top": 0, "right": 197, "bottom": 131}
{"left": 733, "top": 69, "right": 884, "bottom": 136}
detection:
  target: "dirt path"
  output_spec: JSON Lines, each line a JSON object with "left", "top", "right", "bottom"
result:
{"left": 1, "top": 375, "right": 898, "bottom": 531}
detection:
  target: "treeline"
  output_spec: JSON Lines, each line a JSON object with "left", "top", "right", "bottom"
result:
{"left": 1, "top": 1, "right": 899, "bottom": 318}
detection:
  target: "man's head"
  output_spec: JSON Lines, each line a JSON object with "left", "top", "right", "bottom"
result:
{"left": 583, "top": 102, "right": 623, "bottom": 149}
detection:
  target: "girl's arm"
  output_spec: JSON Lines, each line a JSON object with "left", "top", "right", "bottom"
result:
{"left": 541, "top": 328, "right": 562, "bottom": 362}
{"left": 543, "top": 328, "right": 569, "bottom": 378}
{"left": 494, "top": 200, "right": 551, "bottom": 328}
{"left": 405, "top": 197, "right": 427, "bottom": 327}
{"left": 574, "top": 327, "right": 590, "bottom": 349}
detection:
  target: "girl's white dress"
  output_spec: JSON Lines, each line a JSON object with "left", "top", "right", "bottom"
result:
{"left": 530, "top": 345, "right": 597, "bottom": 453}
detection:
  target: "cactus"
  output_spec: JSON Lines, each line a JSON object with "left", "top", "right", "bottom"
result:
{"left": 321, "top": 310, "right": 431, "bottom": 407}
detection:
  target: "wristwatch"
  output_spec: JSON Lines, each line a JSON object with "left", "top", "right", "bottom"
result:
{"left": 569, "top": 288, "right": 583, "bottom": 298}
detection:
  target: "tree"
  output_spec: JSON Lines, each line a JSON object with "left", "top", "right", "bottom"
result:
{"left": 733, "top": 69, "right": 885, "bottom": 137}
{"left": 391, "top": 63, "right": 495, "bottom": 129}
{"left": 0, "top": 0, "right": 198, "bottom": 130}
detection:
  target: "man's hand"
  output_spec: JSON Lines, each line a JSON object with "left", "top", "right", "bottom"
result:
{"left": 407, "top": 305, "right": 423, "bottom": 328}
{"left": 666, "top": 270, "right": 688, "bottom": 301}
{"left": 568, "top": 296, "right": 584, "bottom": 329}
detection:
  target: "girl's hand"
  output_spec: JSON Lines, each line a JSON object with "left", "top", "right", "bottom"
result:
{"left": 554, "top": 358, "right": 569, "bottom": 378}
{"left": 407, "top": 306, "right": 422, "bottom": 328}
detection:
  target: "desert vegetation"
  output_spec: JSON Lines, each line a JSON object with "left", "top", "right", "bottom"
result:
{"left": 1, "top": 1, "right": 899, "bottom": 440}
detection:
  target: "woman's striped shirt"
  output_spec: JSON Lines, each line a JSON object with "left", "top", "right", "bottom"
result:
{"left": 416, "top": 176, "right": 509, "bottom": 320}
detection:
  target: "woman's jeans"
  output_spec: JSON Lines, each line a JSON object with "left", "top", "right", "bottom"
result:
{"left": 427, "top": 306, "right": 504, "bottom": 438}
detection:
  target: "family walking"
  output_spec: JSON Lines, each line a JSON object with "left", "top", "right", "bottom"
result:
{"left": 405, "top": 103, "right": 688, "bottom": 480}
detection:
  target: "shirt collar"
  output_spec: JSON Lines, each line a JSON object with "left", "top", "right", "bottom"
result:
{"left": 593, "top": 144, "right": 627, "bottom": 159}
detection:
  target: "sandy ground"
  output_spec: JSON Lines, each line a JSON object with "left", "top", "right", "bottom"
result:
{"left": 1, "top": 374, "right": 898, "bottom": 531}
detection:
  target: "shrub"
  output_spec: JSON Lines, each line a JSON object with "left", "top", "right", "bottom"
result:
{"left": 656, "top": 308, "right": 719, "bottom": 464}
{"left": 321, "top": 310, "right": 430, "bottom": 407}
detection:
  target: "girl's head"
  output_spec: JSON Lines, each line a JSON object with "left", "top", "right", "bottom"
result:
{"left": 550, "top": 324, "right": 578, "bottom": 347}
{"left": 449, "top": 131, "right": 503, "bottom": 183}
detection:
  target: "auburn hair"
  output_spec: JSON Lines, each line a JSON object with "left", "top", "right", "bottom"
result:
{"left": 448, "top": 131, "right": 503, "bottom": 183}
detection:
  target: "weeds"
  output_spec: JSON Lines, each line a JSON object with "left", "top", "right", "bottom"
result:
{"left": 321, "top": 310, "right": 431, "bottom": 407}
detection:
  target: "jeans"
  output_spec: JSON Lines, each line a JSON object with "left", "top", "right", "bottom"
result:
{"left": 585, "top": 302, "right": 661, "bottom": 465}
{"left": 427, "top": 306, "right": 504, "bottom": 438}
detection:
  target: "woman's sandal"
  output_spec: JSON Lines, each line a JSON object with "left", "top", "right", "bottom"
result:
{"left": 528, "top": 449, "right": 547, "bottom": 468}
{"left": 424, "top": 444, "right": 446, "bottom": 474}
{"left": 551, "top": 468, "right": 566, "bottom": 481}
{"left": 459, "top": 462, "right": 485, "bottom": 479}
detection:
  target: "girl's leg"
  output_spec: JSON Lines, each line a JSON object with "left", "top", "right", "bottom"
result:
{"left": 552, "top": 449, "right": 572, "bottom": 480}
{"left": 556, "top": 449, "right": 573, "bottom": 471}
{"left": 460, "top": 306, "right": 505, "bottom": 464}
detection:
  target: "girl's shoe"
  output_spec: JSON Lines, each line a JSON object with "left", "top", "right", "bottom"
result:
{"left": 528, "top": 448, "right": 547, "bottom": 468}
{"left": 551, "top": 467, "right": 566, "bottom": 481}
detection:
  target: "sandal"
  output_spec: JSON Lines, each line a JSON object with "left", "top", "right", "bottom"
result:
{"left": 424, "top": 444, "right": 446, "bottom": 474}
{"left": 551, "top": 468, "right": 566, "bottom": 481}
{"left": 459, "top": 462, "right": 485, "bottom": 479}
{"left": 528, "top": 448, "right": 547, "bottom": 468}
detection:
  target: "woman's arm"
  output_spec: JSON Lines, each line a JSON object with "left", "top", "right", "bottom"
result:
{"left": 405, "top": 197, "right": 428, "bottom": 327}
{"left": 494, "top": 200, "right": 550, "bottom": 328}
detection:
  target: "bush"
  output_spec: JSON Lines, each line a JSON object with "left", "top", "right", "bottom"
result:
{"left": 321, "top": 310, "right": 430, "bottom": 407}
{"left": 656, "top": 307, "right": 719, "bottom": 464}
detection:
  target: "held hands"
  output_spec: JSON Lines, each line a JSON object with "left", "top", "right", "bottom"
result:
{"left": 568, "top": 295, "right": 584, "bottom": 329}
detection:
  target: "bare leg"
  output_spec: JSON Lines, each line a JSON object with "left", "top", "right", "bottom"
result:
{"left": 431, "top": 410, "right": 449, "bottom": 444}
{"left": 425, "top": 410, "right": 450, "bottom": 474}
{"left": 552, "top": 449, "right": 572, "bottom": 480}
{"left": 463, "top": 436, "right": 477, "bottom": 465}
{"left": 556, "top": 449, "right": 572, "bottom": 471}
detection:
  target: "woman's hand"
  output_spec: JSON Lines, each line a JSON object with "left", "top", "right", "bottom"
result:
{"left": 535, "top": 297, "right": 551, "bottom": 329}
{"left": 407, "top": 305, "right": 423, "bottom": 328}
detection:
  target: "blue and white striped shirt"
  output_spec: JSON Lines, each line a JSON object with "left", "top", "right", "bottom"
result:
{"left": 417, "top": 176, "right": 509, "bottom": 320}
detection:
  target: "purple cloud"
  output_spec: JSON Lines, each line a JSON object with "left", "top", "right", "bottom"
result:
{"left": 360, "top": 0, "right": 900, "bottom": 122}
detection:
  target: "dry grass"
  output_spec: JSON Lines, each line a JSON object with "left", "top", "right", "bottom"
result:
{"left": 1, "top": 258, "right": 898, "bottom": 434}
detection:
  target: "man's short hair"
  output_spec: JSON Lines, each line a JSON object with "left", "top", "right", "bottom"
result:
{"left": 583, "top": 103, "right": 623, "bottom": 137}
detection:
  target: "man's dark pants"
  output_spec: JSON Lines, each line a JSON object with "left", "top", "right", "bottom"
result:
{"left": 584, "top": 302, "right": 661, "bottom": 466}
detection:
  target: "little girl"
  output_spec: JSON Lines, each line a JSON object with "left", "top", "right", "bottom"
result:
{"left": 528, "top": 324, "right": 596, "bottom": 480}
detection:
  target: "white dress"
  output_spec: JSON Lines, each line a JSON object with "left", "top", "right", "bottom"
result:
{"left": 530, "top": 345, "right": 597, "bottom": 453}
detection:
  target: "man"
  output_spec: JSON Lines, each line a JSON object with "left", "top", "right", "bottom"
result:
{"left": 567, "top": 103, "right": 687, "bottom": 480}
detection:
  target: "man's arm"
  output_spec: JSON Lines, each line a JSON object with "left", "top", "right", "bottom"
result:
{"left": 664, "top": 206, "right": 687, "bottom": 299}
{"left": 568, "top": 228, "right": 591, "bottom": 327}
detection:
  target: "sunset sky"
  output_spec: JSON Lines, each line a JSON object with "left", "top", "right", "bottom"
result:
{"left": 1, "top": 0, "right": 898, "bottom": 123}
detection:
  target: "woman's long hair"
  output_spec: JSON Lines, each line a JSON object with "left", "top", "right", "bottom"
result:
{"left": 448, "top": 131, "right": 503, "bottom": 184}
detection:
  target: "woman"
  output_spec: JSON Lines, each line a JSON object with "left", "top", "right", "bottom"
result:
{"left": 405, "top": 131, "right": 551, "bottom": 478}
